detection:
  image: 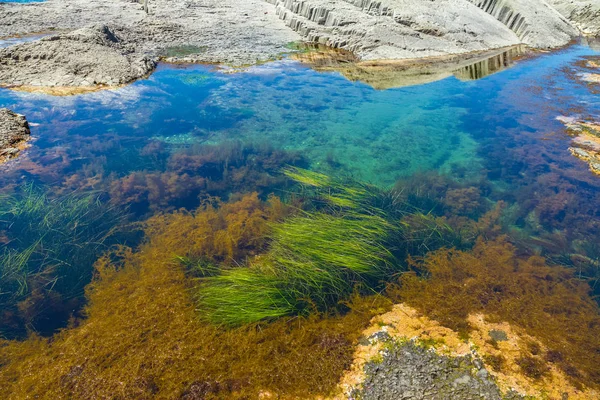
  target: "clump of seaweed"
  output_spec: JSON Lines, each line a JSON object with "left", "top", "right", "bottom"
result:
{"left": 109, "top": 141, "right": 305, "bottom": 215}
{"left": 0, "top": 184, "right": 129, "bottom": 338}
{"left": 146, "top": 192, "right": 288, "bottom": 265}
{"left": 0, "top": 193, "right": 391, "bottom": 399}
{"left": 196, "top": 168, "right": 459, "bottom": 326}
{"left": 389, "top": 236, "right": 600, "bottom": 390}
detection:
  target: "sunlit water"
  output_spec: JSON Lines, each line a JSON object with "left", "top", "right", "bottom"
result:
{"left": 1, "top": 45, "right": 597, "bottom": 187}
{"left": 1, "top": 41, "right": 600, "bottom": 337}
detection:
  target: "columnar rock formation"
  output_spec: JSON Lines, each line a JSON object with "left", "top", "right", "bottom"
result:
{"left": 546, "top": 0, "right": 600, "bottom": 36}
{"left": 466, "top": 0, "right": 578, "bottom": 47}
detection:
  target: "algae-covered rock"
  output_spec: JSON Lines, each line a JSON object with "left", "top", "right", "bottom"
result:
{"left": 336, "top": 303, "right": 597, "bottom": 399}
{"left": 0, "top": 108, "right": 31, "bottom": 164}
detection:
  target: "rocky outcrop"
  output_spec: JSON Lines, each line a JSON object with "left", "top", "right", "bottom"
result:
{"left": 466, "top": 0, "right": 579, "bottom": 48}
{"left": 336, "top": 304, "right": 597, "bottom": 399}
{"left": 0, "top": 0, "right": 301, "bottom": 67}
{"left": 267, "top": 0, "right": 582, "bottom": 61}
{"left": 0, "top": 0, "right": 596, "bottom": 94}
{"left": 0, "top": 25, "right": 155, "bottom": 93}
{"left": 546, "top": 0, "right": 600, "bottom": 36}
{"left": 0, "top": 108, "right": 30, "bottom": 164}
{"left": 356, "top": 341, "right": 521, "bottom": 399}
{"left": 558, "top": 116, "right": 600, "bottom": 175}
{"left": 268, "top": 0, "right": 521, "bottom": 60}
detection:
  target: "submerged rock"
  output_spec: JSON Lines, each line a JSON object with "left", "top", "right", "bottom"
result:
{"left": 356, "top": 341, "right": 517, "bottom": 400}
{"left": 0, "top": 108, "right": 31, "bottom": 164}
{"left": 557, "top": 116, "right": 600, "bottom": 175}
{"left": 0, "top": 24, "right": 156, "bottom": 94}
{"left": 335, "top": 304, "right": 596, "bottom": 399}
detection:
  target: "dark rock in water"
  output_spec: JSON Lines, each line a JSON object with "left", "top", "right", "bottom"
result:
{"left": 354, "top": 340, "right": 525, "bottom": 400}
{"left": 0, "top": 108, "right": 31, "bottom": 163}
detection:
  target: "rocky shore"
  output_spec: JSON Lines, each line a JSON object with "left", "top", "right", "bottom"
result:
{"left": 0, "top": 25, "right": 155, "bottom": 93}
{"left": 0, "top": 0, "right": 599, "bottom": 93}
{"left": 0, "top": 108, "right": 30, "bottom": 164}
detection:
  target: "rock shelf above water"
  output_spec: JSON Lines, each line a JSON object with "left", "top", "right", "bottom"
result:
{"left": 0, "top": 0, "right": 598, "bottom": 94}
{"left": 0, "top": 25, "right": 156, "bottom": 94}
{"left": 558, "top": 116, "right": 600, "bottom": 175}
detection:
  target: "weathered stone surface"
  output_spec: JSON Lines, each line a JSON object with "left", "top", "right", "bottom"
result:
{"left": 269, "top": 0, "right": 522, "bottom": 60}
{"left": 0, "top": 0, "right": 596, "bottom": 93}
{"left": 0, "top": 25, "right": 155, "bottom": 92}
{"left": 269, "top": 0, "right": 581, "bottom": 61}
{"left": 355, "top": 341, "right": 522, "bottom": 400}
{"left": 0, "top": 108, "right": 31, "bottom": 164}
{"left": 546, "top": 0, "right": 600, "bottom": 36}
{"left": 466, "top": 0, "right": 580, "bottom": 48}
{"left": 558, "top": 116, "right": 600, "bottom": 176}
{"left": 0, "top": 0, "right": 301, "bottom": 67}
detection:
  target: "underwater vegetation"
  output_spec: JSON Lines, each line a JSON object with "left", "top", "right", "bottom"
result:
{"left": 195, "top": 168, "right": 462, "bottom": 326}
{"left": 389, "top": 236, "right": 600, "bottom": 390}
{"left": 0, "top": 185, "right": 129, "bottom": 339}
{"left": 0, "top": 192, "right": 391, "bottom": 399}
{"left": 2, "top": 170, "right": 600, "bottom": 397}
{"left": 108, "top": 141, "right": 306, "bottom": 215}
{"left": 145, "top": 192, "right": 288, "bottom": 266}
{"left": 0, "top": 136, "right": 305, "bottom": 218}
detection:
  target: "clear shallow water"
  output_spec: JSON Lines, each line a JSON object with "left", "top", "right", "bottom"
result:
{"left": 0, "top": 34, "right": 49, "bottom": 48}
{"left": 1, "top": 43, "right": 600, "bottom": 337}
{"left": 0, "top": 44, "right": 598, "bottom": 203}
{"left": 0, "top": 45, "right": 597, "bottom": 187}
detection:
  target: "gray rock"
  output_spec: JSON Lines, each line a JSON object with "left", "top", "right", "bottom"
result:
{"left": 546, "top": 0, "right": 600, "bottom": 36}
{"left": 0, "top": 0, "right": 596, "bottom": 92}
{"left": 268, "top": 0, "right": 581, "bottom": 61}
{"left": 0, "top": 24, "right": 156, "bottom": 90}
{"left": 353, "top": 340, "right": 526, "bottom": 400}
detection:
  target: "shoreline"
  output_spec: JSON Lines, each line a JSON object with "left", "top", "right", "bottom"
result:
{"left": 0, "top": 0, "right": 598, "bottom": 94}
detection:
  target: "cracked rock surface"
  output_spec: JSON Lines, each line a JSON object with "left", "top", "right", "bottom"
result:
{"left": 0, "top": 25, "right": 156, "bottom": 89}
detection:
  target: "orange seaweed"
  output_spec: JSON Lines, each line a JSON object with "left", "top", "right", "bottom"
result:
{"left": 0, "top": 194, "right": 389, "bottom": 399}
{"left": 389, "top": 236, "right": 600, "bottom": 390}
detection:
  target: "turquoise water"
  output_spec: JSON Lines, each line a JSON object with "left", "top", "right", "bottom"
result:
{"left": 1, "top": 43, "right": 600, "bottom": 337}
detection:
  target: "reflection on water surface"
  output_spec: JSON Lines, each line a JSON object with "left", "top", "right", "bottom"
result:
{"left": 453, "top": 45, "right": 525, "bottom": 81}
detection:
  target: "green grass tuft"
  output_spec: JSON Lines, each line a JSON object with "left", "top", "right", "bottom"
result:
{"left": 0, "top": 184, "right": 130, "bottom": 338}
{"left": 196, "top": 168, "right": 462, "bottom": 326}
